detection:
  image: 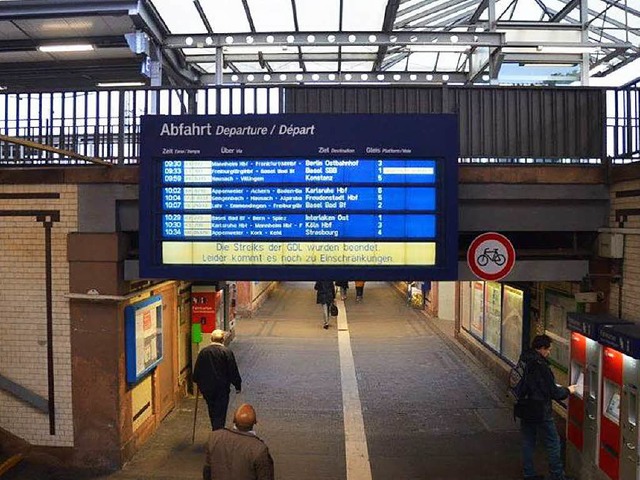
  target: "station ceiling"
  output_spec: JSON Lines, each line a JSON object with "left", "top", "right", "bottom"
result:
{"left": 0, "top": 0, "right": 638, "bottom": 90}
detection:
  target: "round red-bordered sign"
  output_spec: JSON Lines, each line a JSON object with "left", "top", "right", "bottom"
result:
{"left": 467, "top": 232, "right": 516, "bottom": 281}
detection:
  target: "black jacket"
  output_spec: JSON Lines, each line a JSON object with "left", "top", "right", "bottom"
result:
{"left": 193, "top": 343, "right": 242, "bottom": 394}
{"left": 519, "top": 349, "right": 570, "bottom": 419}
{"left": 314, "top": 281, "right": 335, "bottom": 305}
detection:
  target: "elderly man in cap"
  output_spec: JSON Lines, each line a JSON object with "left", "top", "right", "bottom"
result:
{"left": 203, "top": 403, "right": 274, "bottom": 480}
{"left": 193, "top": 329, "right": 242, "bottom": 430}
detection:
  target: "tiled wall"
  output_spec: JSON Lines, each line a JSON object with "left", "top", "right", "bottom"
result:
{"left": 0, "top": 184, "right": 76, "bottom": 446}
{"left": 609, "top": 179, "right": 640, "bottom": 322}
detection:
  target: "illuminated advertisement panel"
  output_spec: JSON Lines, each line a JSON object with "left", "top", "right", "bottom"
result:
{"left": 139, "top": 114, "right": 458, "bottom": 280}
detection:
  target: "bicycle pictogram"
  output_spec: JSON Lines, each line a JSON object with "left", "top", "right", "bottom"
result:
{"left": 467, "top": 232, "right": 515, "bottom": 281}
{"left": 476, "top": 247, "right": 506, "bottom": 267}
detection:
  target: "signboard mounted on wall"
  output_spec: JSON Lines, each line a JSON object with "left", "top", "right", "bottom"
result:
{"left": 139, "top": 114, "right": 459, "bottom": 281}
{"left": 125, "top": 295, "right": 164, "bottom": 384}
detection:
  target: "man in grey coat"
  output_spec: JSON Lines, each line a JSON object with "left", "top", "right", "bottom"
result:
{"left": 203, "top": 403, "right": 274, "bottom": 480}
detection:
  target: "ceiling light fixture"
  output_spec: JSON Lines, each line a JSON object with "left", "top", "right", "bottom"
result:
{"left": 97, "top": 81, "right": 145, "bottom": 87}
{"left": 38, "top": 44, "right": 94, "bottom": 52}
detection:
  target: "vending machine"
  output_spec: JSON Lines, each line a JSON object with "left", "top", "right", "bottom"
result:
{"left": 598, "top": 324, "right": 640, "bottom": 480}
{"left": 566, "top": 313, "right": 631, "bottom": 478}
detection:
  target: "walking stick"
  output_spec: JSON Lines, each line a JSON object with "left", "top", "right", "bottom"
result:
{"left": 192, "top": 385, "right": 199, "bottom": 444}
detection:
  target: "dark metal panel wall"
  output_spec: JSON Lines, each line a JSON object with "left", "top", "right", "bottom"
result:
{"left": 284, "top": 86, "right": 605, "bottom": 159}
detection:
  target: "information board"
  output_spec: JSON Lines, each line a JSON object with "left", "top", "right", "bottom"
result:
{"left": 125, "top": 295, "right": 163, "bottom": 384}
{"left": 139, "top": 114, "right": 458, "bottom": 280}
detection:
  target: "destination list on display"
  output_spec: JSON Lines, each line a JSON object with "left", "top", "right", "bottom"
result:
{"left": 159, "top": 157, "right": 439, "bottom": 244}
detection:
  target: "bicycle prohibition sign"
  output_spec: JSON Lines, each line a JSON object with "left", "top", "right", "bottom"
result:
{"left": 467, "top": 232, "right": 516, "bottom": 281}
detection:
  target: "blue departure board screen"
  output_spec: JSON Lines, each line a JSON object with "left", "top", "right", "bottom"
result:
{"left": 139, "top": 114, "right": 458, "bottom": 281}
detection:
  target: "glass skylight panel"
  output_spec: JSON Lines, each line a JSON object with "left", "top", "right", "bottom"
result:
{"left": 341, "top": 46, "right": 378, "bottom": 54}
{"left": 247, "top": 0, "right": 294, "bottom": 31}
{"left": 410, "top": 52, "right": 438, "bottom": 72}
{"left": 343, "top": 0, "right": 387, "bottom": 30}
{"left": 299, "top": 46, "right": 340, "bottom": 54}
{"left": 150, "top": 0, "right": 206, "bottom": 33}
{"left": 305, "top": 62, "right": 339, "bottom": 72}
{"left": 200, "top": 0, "right": 250, "bottom": 33}
{"left": 296, "top": 0, "right": 340, "bottom": 31}
{"left": 269, "top": 62, "right": 304, "bottom": 72}
{"left": 231, "top": 62, "right": 264, "bottom": 72}
{"left": 340, "top": 61, "right": 375, "bottom": 71}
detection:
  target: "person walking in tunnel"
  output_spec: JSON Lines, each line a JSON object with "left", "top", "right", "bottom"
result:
{"left": 203, "top": 403, "right": 274, "bottom": 480}
{"left": 354, "top": 281, "right": 366, "bottom": 302}
{"left": 516, "top": 334, "right": 577, "bottom": 480}
{"left": 193, "top": 329, "right": 242, "bottom": 430}
{"left": 335, "top": 280, "right": 349, "bottom": 300}
{"left": 314, "top": 280, "right": 335, "bottom": 329}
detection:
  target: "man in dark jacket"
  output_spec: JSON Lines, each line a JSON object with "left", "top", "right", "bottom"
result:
{"left": 203, "top": 403, "right": 274, "bottom": 480}
{"left": 314, "top": 281, "right": 335, "bottom": 329}
{"left": 193, "top": 329, "right": 242, "bottom": 430}
{"left": 518, "top": 334, "right": 577, "bottom": 480}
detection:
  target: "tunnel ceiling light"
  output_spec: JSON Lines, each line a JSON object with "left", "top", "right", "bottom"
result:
{"left": 38, "top": 44, "right": 94, "bottom": 52}
{"left": 96, "top": 81, "right": 146, "bottom": 87}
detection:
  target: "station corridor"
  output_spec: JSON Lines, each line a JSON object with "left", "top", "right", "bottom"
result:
{"left": 7, "top": 282, "right": 532, "bottom": 480}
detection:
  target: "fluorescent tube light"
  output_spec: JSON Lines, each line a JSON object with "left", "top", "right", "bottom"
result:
{"left": 96, "top": 81, "right": 146, "bottom": 87}
{"left": 38, "top": 44, "right": 94, "bottom": 52}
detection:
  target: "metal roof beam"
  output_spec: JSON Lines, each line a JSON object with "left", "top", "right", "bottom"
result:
{"left": 373, "top": 0, "right": 401, "bottom": 70}
{"left": 380, "top": 51, "right": 410, "bottom": 70}
{"left": 185, "top": 52, "right": 378, "bottom": 63}
{"left": 395, "top": 0, "right": 432, "bottom": 21}
{"left": 468, "top": 0, "right": 489, "bottom": 24}
{"left": 397, "top": 0, "right": 474, "bottom": 28}
{"left": 554, "top": 0, "right": 633, "bottom": 31}
{"left": 165, "top": 31, "right": 504, "bottom": 48}
{"left": 129, "top": 2, "right": 199, "bottom": 85}
{"left": 193, "top": 0, "right": 214, "bottom": 34}
{"left": 200, "top": 71, "right": 470, "bottom": 85}
{"left": 601, "top": 0, "right": 640, "bottom": 18}
{"left": 412, "top": 2, "right": 479, "bottom": 29}
{"left": 550, "top": 0, "right": 580, "bottom": 22}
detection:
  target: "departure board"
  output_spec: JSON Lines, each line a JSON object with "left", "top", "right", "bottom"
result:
{"left": 139, "top": 114, "right": 459, "bottom": 281}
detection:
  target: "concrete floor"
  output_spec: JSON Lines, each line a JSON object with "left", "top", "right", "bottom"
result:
{"left": 6, "top": 281, "right": 544, "bottom": 480}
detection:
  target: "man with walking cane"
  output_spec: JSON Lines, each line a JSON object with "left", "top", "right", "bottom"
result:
{"left": 193, "top": 330, "right": 242, "bottom": 430}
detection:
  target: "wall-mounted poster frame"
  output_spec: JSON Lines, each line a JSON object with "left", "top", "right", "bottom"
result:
{"left": 543, "top": 288, "right": 577, "bottom": 375}
{"left": 502, "top": 284, "right": 527, "bottom": 364}
{"left": 125, "top": 295, "right": 164, "bottom": 384}
{"left": 470, "top": 281, "right": 485, "bottom": 338}
{"left": 460, "top": 281, "right": 530, "bottom": 366}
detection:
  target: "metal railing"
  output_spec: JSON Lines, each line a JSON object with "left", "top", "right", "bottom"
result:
{"left": 0, "top": 87, "right": 283, "bottom": 165}
{"left": 0, "top": 82, "right": 638, "bottom": 166}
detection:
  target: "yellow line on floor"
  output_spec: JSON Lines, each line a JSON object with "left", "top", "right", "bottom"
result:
{"left": 336, "top": 299, "right": 372, "bottom": 480}
{"left": 0, "top": 453, "right": 24, "bottom": 476}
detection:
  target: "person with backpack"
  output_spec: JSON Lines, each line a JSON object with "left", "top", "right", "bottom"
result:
{"left": 515, "top": 334, "right": 577, "bottom": 480}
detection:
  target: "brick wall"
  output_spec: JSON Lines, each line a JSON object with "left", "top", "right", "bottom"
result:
{"left": 609, "top": 179, "right": 640, "bottom": 322}
{"left": 0, "top": 184, "right": 76, "bottom": 446}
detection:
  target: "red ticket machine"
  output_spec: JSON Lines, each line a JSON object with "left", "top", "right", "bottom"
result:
{"left": 599, "top": 324, "right": 640, "bottom": 480}
{"left": 599, "top": 344, "right": 624, "bottom": 480}
{"left": 566, "top": 313, "right": 629, "bottom": 478}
